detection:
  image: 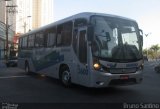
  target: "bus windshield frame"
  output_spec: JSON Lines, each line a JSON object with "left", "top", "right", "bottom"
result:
{"left": 90, "top": 15, "right": 143, "bottom": 62}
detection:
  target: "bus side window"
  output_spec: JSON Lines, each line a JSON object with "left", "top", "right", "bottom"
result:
{"left": 61, "top": 21, "right": 73, "bottom": 46}
{"left": 57, "top": 24, "right": 63, "bottom": 46}
{"left": 35, "top": 33, "right": 44, "bottom": 47}
{"left": 73, "top": 29, "right": 78, "bottom": 54}
{"left": 28, "top": 34, "right": 35, "bottom": 48}
{"left": 57, "top": 34, "right": 62, "bottom": 46}
{"left": 46, "top": 27, "right": 56, "bottom": 47}
{"left": 57, "top": 21, "right": 73, "bottom": 46}
{"left": 22, "top": 36, "right": 28, "bottom": 49}
{"left": 19, "top": 38, "right": 23, "bottom": 49}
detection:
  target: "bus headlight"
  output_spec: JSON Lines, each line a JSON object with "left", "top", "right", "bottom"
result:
{"left": 93, "top": 63, "right": 101, "bottom": 70}
{"left": 93, "top": 62, "right": 109, "bottom": 72}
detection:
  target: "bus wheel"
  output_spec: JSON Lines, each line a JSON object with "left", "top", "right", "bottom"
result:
{"left": 60, "top": 67, "right": 72, "bottom": 87}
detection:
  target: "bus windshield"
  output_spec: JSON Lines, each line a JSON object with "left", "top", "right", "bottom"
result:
{"left": 90, "top": 16, "right": 143, "bottom": 62}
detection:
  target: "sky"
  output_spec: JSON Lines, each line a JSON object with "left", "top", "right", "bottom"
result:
{"left": 54, "top": 0, "right": 160, "bottom": 49}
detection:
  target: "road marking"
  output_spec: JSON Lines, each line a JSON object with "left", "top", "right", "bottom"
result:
{"left": 0, "top": 75, "right": 29, "bottom": 79}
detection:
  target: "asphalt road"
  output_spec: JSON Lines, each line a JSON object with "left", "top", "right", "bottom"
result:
{"left": 0, "top": 61, "right": 160, "bottom": 104}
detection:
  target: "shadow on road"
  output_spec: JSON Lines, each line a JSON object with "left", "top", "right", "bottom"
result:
{"left": 27, "top": 72, "right": 139, "bottom": 98}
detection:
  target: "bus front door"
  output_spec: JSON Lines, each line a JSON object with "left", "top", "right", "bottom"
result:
{"left": 76, "top": 27, "right": 90, "bottom": 86}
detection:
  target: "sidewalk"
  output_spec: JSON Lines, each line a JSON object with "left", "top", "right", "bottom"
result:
{"left": 0, "top": 59, "right": 7, "bottom": 68}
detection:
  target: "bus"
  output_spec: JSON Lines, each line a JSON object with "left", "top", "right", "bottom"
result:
{"left": 18, "top": 12, "right": 143, "bottom": 88}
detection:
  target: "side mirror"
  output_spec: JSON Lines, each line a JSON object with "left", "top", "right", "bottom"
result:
{"left": 87, "top": 26, "right": 94, "bottom": 41}
{"left": 139, "top": 29, "right": 143, "bottom": 46}
{"left": 140, "top": 35, "right": 143, "bottom": 46}
{"left": 139, "top": 29, "right": 143, "bottom": 36}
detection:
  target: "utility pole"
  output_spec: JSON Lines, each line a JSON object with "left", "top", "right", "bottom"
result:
{"left": 5, "top": 4, "right": 17, "bottom": 61}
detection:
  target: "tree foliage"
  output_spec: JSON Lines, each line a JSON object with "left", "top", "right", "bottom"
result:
{"left": 143, "top": 44, "right": 160, "bottom": 59}
{"left": 150, "top": 44, "right": 160, "bottom": 53}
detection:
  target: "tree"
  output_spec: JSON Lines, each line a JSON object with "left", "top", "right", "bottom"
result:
{"left": 150, "top": 44, "right": 160, "bottom": 52}
{"left": 149, "top": 44, "right": 160, "bottom": 59}
{"left": 143, "top": 49, "right": 147, "bottom": 56}
{"left": 148, "top": 49, "right": 154, "bottom": 59}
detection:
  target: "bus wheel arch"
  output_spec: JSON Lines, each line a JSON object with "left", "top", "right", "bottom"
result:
{"left": 59, "top": 64, "right": 72, "bottom": 87}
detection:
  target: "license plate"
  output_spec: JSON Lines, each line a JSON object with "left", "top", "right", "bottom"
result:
{"left": 120, "top": 75, "right": 129, "bottom": 80}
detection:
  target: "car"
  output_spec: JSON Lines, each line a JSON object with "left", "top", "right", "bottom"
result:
{"left": 6, "top": 56, "right": 18, "bottom": 67}
{"left": 143, "top": 56, "right": 148, "bottom": 61}
{"left": 154, "top": 64, "right": 160, "bottom": 73}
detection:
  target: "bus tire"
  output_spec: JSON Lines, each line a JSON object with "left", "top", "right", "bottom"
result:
{"left": 25, "top": 62, "right": 30, "bottom": 74}
{"left": 60, "top": 66, "right": 72, "bottom": 87}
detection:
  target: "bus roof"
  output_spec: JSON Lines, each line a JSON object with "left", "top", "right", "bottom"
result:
{"left": 20, "top": 12, "right": 136, "bottom": 37}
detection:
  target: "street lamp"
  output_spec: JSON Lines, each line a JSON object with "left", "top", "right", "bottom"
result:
{"left": 23, "top": 16, "right": 31, "bottom": 33}
{"left": 27, "top": 16, "right": 31, "bottom": 32}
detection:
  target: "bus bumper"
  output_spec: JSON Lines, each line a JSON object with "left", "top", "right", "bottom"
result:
{"left": 89, "top": 70, "right": 143, "bottom": 88}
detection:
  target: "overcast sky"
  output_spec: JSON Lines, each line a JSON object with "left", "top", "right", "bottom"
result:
{"left": 54, "top": 0, "right": 160, "bottom": 49}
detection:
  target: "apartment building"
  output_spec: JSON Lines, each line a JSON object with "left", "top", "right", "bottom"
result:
{"left": 16, "top": 0, "right": 54, "bottom": 33}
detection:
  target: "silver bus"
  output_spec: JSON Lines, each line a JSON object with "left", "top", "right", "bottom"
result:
{"left": 18, "top": 12, "right": 143, "bottom": 88}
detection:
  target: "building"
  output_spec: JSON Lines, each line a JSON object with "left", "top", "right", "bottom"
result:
{"left": 0, "top": 0, "right": 6, "bottom": 23}
{"left": 0, "top": 21, "right": 5, "bottom": 59}
{"left": 0, "top": 1, "right": 6, "bottom": 59}
{"left": 10, "top": 33, "right": 21, "bottom": 57}
{"left": 0, "top": 0, "right": 54, "bottom": 59}
{"left": 32, "top": 0, "right": 54, "bottom": 29}
{"left": 16, "top": 0, "right": 32, "bottom": 33}
{"left": 16, "top": 0, "right": 54, "bottom": 33}
{"left": 7, "top": 0, "right": 17, "bottom": 33}
{"left": 0, "top": 0, "right": 15, "bottom": 59}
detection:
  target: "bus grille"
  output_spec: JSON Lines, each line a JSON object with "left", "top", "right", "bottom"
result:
{"left": 109, "top": 68, "right": 137, "bottom": 74}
